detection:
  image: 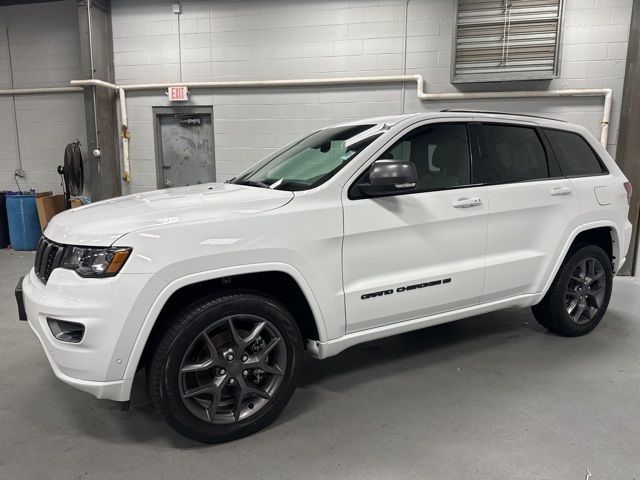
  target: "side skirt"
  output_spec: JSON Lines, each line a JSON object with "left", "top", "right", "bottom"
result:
{"left": 306, "top": 293, "right": 538, "bottom": 359}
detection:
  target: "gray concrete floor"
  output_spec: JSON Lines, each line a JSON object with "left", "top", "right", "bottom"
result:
{"left": 1, "top": 249, "right": 639, "bottom": 480}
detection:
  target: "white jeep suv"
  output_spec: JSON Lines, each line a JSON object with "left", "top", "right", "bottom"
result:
{"left": 17, "top": 111, "right": 633, "bottom": 443}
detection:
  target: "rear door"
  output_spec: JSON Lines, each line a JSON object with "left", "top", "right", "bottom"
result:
{"left": 478, "top": 122, "right": 582, "bottom": 301}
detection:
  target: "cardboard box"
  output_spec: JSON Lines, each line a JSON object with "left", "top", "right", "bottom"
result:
{"left": 35, "top": 194, "right": 67, "bottom": 229}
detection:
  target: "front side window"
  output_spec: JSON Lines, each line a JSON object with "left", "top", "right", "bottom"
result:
{"left": 376, "top": 123, "right": 472, "bottom": 192}
{"left": 481, "top": 125, "right": 549, "bottom": 183}
{"left": 231, "top": 124, "right": 379, "bottom": 191}
{"left": 544, "top": 129, "right": 607, "bottom": 177}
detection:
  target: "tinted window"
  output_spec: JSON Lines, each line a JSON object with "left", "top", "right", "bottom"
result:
{"left": 545, "top": 129, "right": 606, "bottom": 176}
{"left": 380, "top": 123, "right": 471, "bottom": 191}
{"left": 482, "top": 125, "right": 548, "bottom": 183}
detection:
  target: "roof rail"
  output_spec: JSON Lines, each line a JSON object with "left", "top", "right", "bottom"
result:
{"left": 439, "top": 109, "right": 567, "bottom": 122}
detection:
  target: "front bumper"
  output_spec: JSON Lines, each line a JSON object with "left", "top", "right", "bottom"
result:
{"left": 27, "top": 318, "right": 133, "bottom": 401}
{"left": 21, "top": 267, "right": 166, "bottom": 401}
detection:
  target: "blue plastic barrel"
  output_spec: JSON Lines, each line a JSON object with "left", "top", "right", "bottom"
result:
{"left": 0, "top": 192, "right": 9, "bottom": 248}
{"left": 6, "top": 194, "right": 42, "bottom": 251}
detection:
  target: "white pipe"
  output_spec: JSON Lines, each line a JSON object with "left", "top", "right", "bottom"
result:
{"left": 400, "top": 0, "right": 410, "bottom": 114}
{"left": 414, "top": 86, "right": 613, "bottom": 147}
{"left": 85, "top": 0, "right": 100, "bottom": 153}
{"left": 601, "top": 88, "right": 613, "bottom": 148}
{"left": 71, "top": 74, "right": 614, "bottom": 182}
{"left": 2, "top": 19, "right": 22, "bottom": 173}
{"left": 118, "top": 88, "right": 131, "bottom": 182}
{"left": 70, "top": 78, "right": 119, "bottom": 90}
{"left": 0, "top": 86, "right": 82, "bottom": 95}
{"left": 71, "top": 75, "right": 418, "bottom": 91}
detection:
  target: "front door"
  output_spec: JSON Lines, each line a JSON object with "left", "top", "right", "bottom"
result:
{"left": 155, "top": 108, "right": 215, "bottom": 188}
{"left": 342, "top": 121, "right": 489, "bottom": 333}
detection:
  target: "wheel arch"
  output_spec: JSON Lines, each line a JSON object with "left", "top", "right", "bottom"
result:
{"left": 122, "top": 263, "right": 327, "bottom": 388}
{"left": 538, "top": 221, "right": 620, "bottom": 300}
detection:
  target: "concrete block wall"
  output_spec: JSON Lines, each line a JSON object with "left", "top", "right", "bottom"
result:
{"left": 0, "top": 0, "right": 87, "bottom": 194}
{"left": 110, "top": 0, "right": 633, "bottom": 194}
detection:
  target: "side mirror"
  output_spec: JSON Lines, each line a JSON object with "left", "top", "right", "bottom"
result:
{"left": 357, "top": 159, "right": 418, "bottom": 197}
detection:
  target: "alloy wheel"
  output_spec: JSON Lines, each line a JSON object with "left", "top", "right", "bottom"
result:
{"left": 178, "top": 314, "right": 287, "bottom": 424}
{"left": 565, "top": 257, "right": 606, "bottom": 325}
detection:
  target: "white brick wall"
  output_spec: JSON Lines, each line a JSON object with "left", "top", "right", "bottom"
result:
{"left": 0, "top": 0, "right": 87, "bottom": 194}
{"left": 0, "top": 0, "right": 633, "bottom": 195}
{"left": 109, "top": 0, "right": 633, "bottom": 194}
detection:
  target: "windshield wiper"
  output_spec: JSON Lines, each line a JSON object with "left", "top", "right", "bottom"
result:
{"left": 234, "top": 180, "right": 270, "bottom": 188}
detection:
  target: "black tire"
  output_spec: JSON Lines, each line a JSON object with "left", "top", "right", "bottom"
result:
{"left": 532, "top": 244, "right": 613, "bottom": 336}
{"left": 148, "top": 291, "right": 303, "bottom": 444}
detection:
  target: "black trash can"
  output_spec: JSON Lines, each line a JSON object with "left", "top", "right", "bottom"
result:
{"left": 0, "top": 192, "right": 9, "bottom": 248}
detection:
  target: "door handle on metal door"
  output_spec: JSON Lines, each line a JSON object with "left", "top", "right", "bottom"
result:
{"left": 452, "top": 197, "right": 482, "bottom": 208}
{"left": 550, "top": 187, "right": 573, "bottom": 197}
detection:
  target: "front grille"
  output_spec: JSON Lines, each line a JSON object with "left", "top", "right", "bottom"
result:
{"left": 34, "top": 237, "right": 66, "bottom": 284}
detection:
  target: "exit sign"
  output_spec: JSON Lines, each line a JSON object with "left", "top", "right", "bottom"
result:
{"left": 168, "top": 86, "right": 189, "bottom": 101}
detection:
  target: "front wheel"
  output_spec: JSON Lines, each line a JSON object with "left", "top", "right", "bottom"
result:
{"left": 532, "top": 244, "right": 613, "bottom": 336}
{"left": 148, "top": 291, "right": 303, "bottom": 443}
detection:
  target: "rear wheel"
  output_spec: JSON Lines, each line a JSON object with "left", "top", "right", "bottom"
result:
{"left": 532, "top": 244, "right": 613, "bottom": 336}
{"left": 148, "top": 291, "right": 303, "bottom": 443}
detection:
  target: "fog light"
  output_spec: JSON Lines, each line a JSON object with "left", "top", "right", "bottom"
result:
{"left": 46, "top": 318, "right": 85, "bottom": 343}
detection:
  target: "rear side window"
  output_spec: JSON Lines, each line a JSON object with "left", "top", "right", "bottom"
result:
{"left": 481, "top": 125, "right": 549, "bottom": 183}
{"left": 544, "top": 129, "right": 607, "bottom": 176}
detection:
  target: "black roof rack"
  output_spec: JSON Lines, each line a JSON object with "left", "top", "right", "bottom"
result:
{"left": 439, "top": 109, "right": 566, "bottom": 122}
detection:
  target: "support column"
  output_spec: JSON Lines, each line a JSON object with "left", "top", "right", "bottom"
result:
{"left": 615, "top": 0, "right": 640, "bottom": 276}
{"left": 77, "top": 0, "right": 121, "bottom": 201}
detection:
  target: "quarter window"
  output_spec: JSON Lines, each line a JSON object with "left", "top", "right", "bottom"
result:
{"left": 379, "top": 123, "right": 472, "bottom": 191}
{"left": 481, "top": 125, "right": 549, "bottom": 183}
{"left": 544, "top": 129, "right": 607, "bottom": 176}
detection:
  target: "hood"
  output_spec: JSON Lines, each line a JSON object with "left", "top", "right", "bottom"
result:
{"left": 44, "top": 183, "right": 294, "bottom": 246}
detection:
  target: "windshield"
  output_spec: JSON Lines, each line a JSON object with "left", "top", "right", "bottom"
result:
{"left": 231, "top": 124, "right": 381, "bottom": 191}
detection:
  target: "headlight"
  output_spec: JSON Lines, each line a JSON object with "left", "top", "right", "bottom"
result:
{"left": 60, "top": 246, "right": 132, "bottom": 278}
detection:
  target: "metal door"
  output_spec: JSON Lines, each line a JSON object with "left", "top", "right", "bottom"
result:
{"left": 154, "top": 107, "right": 215, "bottom": 188}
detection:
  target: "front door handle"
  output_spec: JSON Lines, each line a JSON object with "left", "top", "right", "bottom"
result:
{"left": 550, "top": 187, "right": 573, "bottom": 197}
{"left": 452, "top": 197, "right": 483, "bottom": 208}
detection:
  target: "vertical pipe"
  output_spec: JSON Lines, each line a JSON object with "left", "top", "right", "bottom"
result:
{"left": 600, "top": 89, "right": 612, "bottom": 148}
{"left": 400, "top": 0, "right": 409, "bottom": 114}
{"left": 175, "top": 1, "right": 183, "bottom": 82}
{"left": 87, "top": 0, "right": 100, "bottom": 151}
{"left": 118, "top": 88, "right": 130, "bottom": 182}
{"left": 2, "top": 21, "right": 22, "bottom": 172}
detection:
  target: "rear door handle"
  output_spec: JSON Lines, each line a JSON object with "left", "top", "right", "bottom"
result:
{"left": 452, "top": 197, "right": 483, "bottom": 208}
{"left": 550, "top": 187, "right": 573, "bottom": 197}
